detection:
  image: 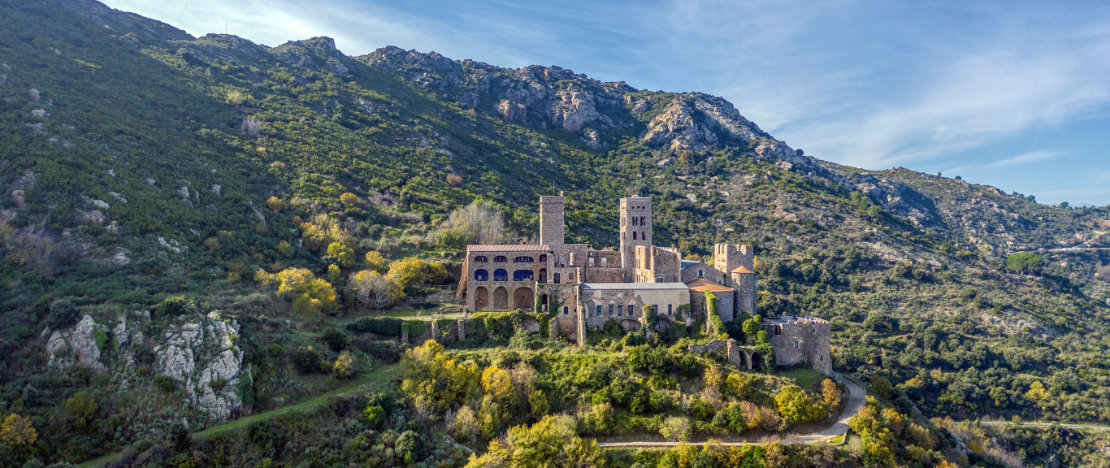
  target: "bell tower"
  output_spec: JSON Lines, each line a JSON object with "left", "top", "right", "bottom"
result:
{"left": 620, "top": 196, "right": 652, "bottom": 270}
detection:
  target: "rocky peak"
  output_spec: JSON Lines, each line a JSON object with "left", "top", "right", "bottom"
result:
{"left": 271, "top": 36, "right": 352, "bottom": 75}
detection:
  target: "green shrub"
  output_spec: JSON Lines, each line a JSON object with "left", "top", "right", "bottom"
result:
{"left": 47, "top": 298, "right": 81, "bottom": 330}
{"left": 291, "top": 348, "right": 321, "bottom": 374}
{"left": 153, "top": 375, "right": 177, "bottom": 393}
{"left": 322, "top": 328, "right": 347, "bottom": 351}
{"left": 347, "top": 317, "right": 403, "bottom": 336}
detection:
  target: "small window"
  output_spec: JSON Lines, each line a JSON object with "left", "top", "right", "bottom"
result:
{"left": 628, "top": 305, "right": 634, "bottom": 316}
{"left": 609, "top": 304, "right": 614, "bottom": 315}
{"left": 698, "top": 269, "right": 704, "bottom": 277}
{"left": 539, "top": 254, "right": 547, "bottom": 262}
{"left": 640, "top": 216, "right": 645, "bottom": 225}
{"left": 633, "top": 231, "right": 637, "bottom": 240}
{"left": 652, "top": 305, "right": 658, "bottom": 314}
{"left": 494, "top": 256, "right": 507, "bottom": 263}
{"left": 554, "top": 273, "right": 561, "bottom": 283}
{"left": 563, "top": 306, "right": 569, "bottom": 315}
{"left": 493, "top": 269, "right": 507, "bottom": 281}
{"left": 474, "top": 256, "right": 488, "bottom": 262}
{"left": 596, "top": 305, "right": 602, "bottom": 316}
{"left": 793, "top": 340, "right": 800, "bottom": 350}
{"left": 668, "top": 304, "right": 673, "bottom": 315}
{"left": 514, "top": 256, "right": 534, "bottom": 263}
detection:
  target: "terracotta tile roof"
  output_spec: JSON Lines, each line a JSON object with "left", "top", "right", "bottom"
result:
{"left": 686, "top": 278, "right": 735, "bottom": 293}
{"left": 467, "top": 244, "right": 550, "bottom": 252}
{"left": 732, "top": 266, "right": 755, "bottom": 274}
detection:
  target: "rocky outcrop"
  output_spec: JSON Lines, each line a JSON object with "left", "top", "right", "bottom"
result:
{"left": 154, "top": 312, "right": 245, "bottom": 421}
{"left": 360, "top": 47, "right": 782, "bottom": 154}
{"left": 46, "top": 314, "right": 108, "bottom": 371}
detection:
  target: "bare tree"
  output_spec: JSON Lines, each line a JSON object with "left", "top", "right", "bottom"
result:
{"left": 350, "top": 270, "right": 397, "bottom": 310}
{"left": 437, "top": 201, "right": 506, "bottom": 247}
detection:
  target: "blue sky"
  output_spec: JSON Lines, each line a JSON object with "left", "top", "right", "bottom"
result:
{"left": 102, "top": 0, "right": 1110, "bottom": 206}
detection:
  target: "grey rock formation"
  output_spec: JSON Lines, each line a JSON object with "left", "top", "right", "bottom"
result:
{"left": 154, "top": 312, "right": 244, "bottom": 421}
{"left": 46, "top": 315, "right": 107, "bottom": 371}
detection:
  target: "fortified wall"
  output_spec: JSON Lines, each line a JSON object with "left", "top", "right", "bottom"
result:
{"left": 761, "top": 316, "right": 832, "bottom": 376}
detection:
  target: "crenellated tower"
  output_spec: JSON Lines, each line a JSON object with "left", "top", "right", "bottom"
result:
{"left": 716, "top": 244, "right": 756, "bottom": 316}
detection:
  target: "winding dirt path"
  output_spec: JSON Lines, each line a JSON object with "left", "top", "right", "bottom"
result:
{"left": 597, "top": 372, "right": 866, "bottom": 448}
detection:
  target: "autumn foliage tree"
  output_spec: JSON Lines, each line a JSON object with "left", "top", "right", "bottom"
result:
{"left": 256, "top": 267, "right": 338, "bottom": 319}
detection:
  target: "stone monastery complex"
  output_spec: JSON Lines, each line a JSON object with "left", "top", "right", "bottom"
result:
{"left": 456, "top": 195, "right": 832, "bottom": 375}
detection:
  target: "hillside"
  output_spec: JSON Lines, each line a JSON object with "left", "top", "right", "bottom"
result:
{"left": 1, "top": 0, "right": 1109, "bottom": 465}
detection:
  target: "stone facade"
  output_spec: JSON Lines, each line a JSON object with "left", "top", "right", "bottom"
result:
{"left": 762, "top": 316, "right": 833, "bottom": 376}
{"left": 458, "top": 196, "right": 775, "bottom": 346}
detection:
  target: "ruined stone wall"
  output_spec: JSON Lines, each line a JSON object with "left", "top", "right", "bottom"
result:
{"left": 579, "top": 287, "right": 645, "bottom": 330}
{"left": 691, "top": 289, "right": 735, "bottom": 322}
{"left": 762, "top": 316, "right": 832, "bottom": 376}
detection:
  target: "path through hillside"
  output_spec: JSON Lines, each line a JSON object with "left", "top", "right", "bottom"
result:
{"left": 597, "top": 372, "right": 866, "bottom": 448}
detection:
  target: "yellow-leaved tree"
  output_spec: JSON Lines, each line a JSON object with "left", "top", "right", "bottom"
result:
{"left": 0, "top": 413, "right": 37, "bottom": 446}
{"left": 256, "top": 267, "right": 337, "bottom": 319}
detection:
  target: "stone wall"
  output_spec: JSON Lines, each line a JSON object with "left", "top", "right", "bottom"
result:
{"left": 691, "top": 289, "right": 736, "bottom": 323}
{"left": 762, "top": 316, "right": 832, "bottom": 376}
{"left": 680, "top": 261, "right": 724, "bottom": 284}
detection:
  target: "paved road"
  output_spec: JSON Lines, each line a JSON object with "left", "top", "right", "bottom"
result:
{"left": 980, "top": 420, "right": 1110, "bottom": 431}
{"left": 597, "top": 372, "right": 866, "bottom": 448}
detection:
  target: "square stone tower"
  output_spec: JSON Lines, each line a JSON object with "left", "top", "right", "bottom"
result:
{"left": 539, "top": 195, "right": 565, "bottom": 247}
{"left": 620, "top": 197, "right": 652, "bottom": 270}
{"left": 714, "top": 244, "right": 754, "bottom": 276}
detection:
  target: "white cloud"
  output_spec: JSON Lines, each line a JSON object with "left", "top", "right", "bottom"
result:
{"left": 984, "top": 150, "right": 1064, "bottom": 168}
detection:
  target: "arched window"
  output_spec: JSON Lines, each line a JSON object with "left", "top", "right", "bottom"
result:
{"left": 642, "top": 231, "right": 646, "bottom": 240}
{"left": 474, "top": 256, "right": 488, "bottom": 262}
{"left": 539, "top": 254, "right": 547, "bottom": 262}
{"left": 474, "top": 269, "right": 488, "bottom": 281}
{"left": 513, "top": 270, "right": 533, "bottom": 281}
{"left": 493, "top": 256, "right": 507, "bottom": 263}
{"left": 514, "top": 256, "right": 534, "bottom": 263}
{"left": 698, "top": 269, "right": 704, "bottom": 277}
{"left": 563, "top": 306, "right": 569, "bottom": 315}
{"left": 640, "top": 216, "right": 645, "bottom": 225}
{"left": 493, "top": 269, "right": 507, "bottom": 281}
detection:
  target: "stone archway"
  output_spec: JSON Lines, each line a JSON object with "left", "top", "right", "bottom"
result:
{"left": 474, "top": 287, "right": 489, "bottom": 310}
{"left": 493, "top": 287, "right": 509, "bottom": 310}
{"left": 751, "top": 352, "right": 765, "bottom": 371}
{"left": 512, "top": 287, "right": 534, "bottom": 310}
{"left": 619, "top": 318, "right": 641, "bottom": 331}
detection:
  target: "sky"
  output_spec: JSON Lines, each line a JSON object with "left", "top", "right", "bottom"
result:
{"left": 101, "top": 0, "right": 1110, "bottom": 206}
